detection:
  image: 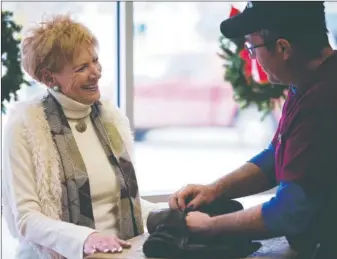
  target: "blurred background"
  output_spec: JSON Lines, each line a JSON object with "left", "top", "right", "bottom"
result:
{"left": 1, "top": 2, "right": 337, "bottom": 257}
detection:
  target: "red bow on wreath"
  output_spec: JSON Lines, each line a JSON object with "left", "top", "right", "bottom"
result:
{"left": 229, "top": 5, "right": 268, "bottom": 84}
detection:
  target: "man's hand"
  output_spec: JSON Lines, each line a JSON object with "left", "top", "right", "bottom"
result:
{"left": 168, "top": 163, "right": 274, "bottom": 212}
{"left": 185, "top": 211, "right": 214, "bottom": 236}
{"left": 168, "top": 184, "right": 218, "bottom": 211}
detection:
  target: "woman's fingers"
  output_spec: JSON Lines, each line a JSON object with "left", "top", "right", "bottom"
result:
{"left": 83, "top": 246, "right": 96, "bottom": 255}
{"left": 84, "top": 234, "right": 132, "bottom": 255}
{"left": 116, "top": 238, "right": 132, "bottom": 248}
{"left": 94, "top": 240, "right": 111, "bottom": 253}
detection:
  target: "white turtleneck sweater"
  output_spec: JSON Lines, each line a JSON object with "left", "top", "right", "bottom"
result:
{"left": 49, "top": 89, "right": 120, "bottom": 236}
{"left": 2, "top": 89, "right": 160, "bottom": 259}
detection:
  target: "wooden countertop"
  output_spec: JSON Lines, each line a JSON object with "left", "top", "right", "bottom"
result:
{"left": 85, "top": 233, "right": 297, "bottom": 259}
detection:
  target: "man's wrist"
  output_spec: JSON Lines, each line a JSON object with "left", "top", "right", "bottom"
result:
{"left": 209, "top": 215, "right": 222, "bottom": 236}
{"left": 208, "top": 182, "right": 225, "bottom": 200}
{"left": 207, "top": 204, "right": 272, "bottom": 239}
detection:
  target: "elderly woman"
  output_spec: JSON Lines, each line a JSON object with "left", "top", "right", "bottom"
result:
{"left": 2, "top": 15, "right": 156, "bottom": 259}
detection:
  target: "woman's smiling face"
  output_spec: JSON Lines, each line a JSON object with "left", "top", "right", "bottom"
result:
{"left": 52, "top": 47, "right": 102, "bottom": 104}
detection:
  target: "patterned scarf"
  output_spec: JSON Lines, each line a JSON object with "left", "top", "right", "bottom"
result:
{"left": 42, "top": 93, "right": 144, "bottom": 240}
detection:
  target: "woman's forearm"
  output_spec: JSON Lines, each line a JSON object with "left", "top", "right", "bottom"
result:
{"left": 20, "top": 212, "right": 96, "bottom": 258}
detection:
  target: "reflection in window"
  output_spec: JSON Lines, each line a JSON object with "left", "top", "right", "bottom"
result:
{"left": 133, "top": 2, "right": 274, "bottom": 196}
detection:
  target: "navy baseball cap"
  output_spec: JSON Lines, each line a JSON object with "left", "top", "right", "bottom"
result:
{"left": 220, "top": 1, "right": 327, "bottom": 39}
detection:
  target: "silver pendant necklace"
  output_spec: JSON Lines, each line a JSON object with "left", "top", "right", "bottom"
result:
{"left": 75, "top": 119, "right": 87, "bottom": 133}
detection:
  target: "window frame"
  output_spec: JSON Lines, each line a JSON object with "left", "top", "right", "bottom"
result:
{"left": 118, "top": 2, "right": 170, "bottom": 202}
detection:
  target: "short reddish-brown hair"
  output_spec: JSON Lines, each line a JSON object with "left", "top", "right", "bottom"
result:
{"left": 21, "top": 14, "right": 98, "bottom": 82}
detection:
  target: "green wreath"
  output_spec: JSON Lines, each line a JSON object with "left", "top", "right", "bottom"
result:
{"left": 218, "top": 35, "right": 288, "bottom": 119}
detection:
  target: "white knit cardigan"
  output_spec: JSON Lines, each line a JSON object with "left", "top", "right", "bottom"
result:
{"left": 2, "top": 92, "right": 156, "bottom": 259}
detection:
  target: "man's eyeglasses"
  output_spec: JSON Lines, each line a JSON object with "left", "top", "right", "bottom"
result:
{"left": 244, "top": 42, "right": 268, "bottom": 59}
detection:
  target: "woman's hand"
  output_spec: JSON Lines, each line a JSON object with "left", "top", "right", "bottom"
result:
{"left": 185, "top": 211, "right": 214, "bottom": 236}
{"left": 83, "top": 232, "right": 131, "bottom": 255}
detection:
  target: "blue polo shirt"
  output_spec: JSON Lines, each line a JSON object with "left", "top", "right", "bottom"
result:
{"left": 249, "top": 51, "right": 337, "bottom": 238}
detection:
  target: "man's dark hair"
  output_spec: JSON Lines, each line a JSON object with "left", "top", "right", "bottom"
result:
{"left": 260, "top": 28, "right": 330, "bottom": 60}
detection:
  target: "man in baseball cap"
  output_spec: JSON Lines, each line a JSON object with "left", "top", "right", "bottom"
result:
{"left": 169, "top": 2, "right": 337, "bottom": 258}
{"left": 220, "top": 1, "right": 331, "bottom": 85}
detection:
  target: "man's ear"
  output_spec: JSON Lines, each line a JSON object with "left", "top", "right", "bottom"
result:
{"left": 40, "top": 69, "right": 56, "bottom": 87}
{"left": 276, "top": 39, "right": 292, "bottom": 60}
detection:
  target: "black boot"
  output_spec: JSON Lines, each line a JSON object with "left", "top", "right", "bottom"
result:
{"left": 143, "top": 199, "right": 261, "bottom": 258}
